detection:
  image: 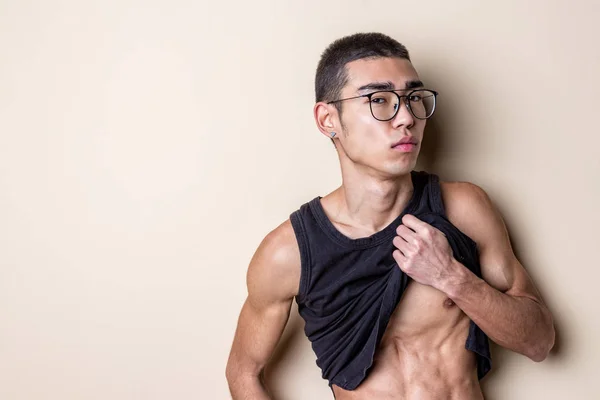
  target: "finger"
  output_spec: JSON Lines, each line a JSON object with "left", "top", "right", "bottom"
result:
{"left": 392, "top": 249, "right": 405, "bottom": 264}
{"left": 393, "top": 234, "right": 409, "bottom": 251}
{"left": 396, "top": 224, "right": 417, "bottom": 242}
{"left": 401, "top": 214, "right": 429, "bottom": 233}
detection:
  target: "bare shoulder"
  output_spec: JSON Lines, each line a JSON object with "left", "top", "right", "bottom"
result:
{"left": 438, "top": 180, "right": 500, "bottom": 245}
{"left": 246, "top": 219, "right": 302, "bottom": 308}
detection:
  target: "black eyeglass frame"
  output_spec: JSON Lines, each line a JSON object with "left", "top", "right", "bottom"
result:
{"left": 327, "top": 88, "right": 439, "bottom": 121}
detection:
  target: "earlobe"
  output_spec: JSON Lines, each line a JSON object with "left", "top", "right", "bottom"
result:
{"left": 314, "top": 101, "right": 337, "bottom": 137}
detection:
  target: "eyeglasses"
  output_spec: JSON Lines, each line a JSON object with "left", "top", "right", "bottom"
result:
{"left": 327, "top": 88, "right": 438, "bottom": 121}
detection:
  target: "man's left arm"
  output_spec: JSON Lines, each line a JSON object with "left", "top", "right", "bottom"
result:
{"left": 393, "top": 181, "right": 555, "bottom": 362}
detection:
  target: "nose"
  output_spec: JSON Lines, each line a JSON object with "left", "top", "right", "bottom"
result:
{"left": 391, "top": 97, "right": 414, "bottom": 129}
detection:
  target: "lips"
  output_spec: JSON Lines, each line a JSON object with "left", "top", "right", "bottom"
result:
{"left": 391, "top": 138, "right": 418, "bottom": 148}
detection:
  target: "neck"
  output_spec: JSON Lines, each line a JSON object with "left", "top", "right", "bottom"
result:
{"left": 326, "top": 163, "right": 415, "bottom": 235}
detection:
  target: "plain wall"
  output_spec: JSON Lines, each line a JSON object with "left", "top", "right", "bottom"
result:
{"left": 1, "top": 0, "right": 599, "bottom": 399}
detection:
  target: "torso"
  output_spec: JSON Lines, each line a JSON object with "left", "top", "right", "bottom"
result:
{"left": 331, "top": 281, "right": 483, "bottom": 399}
{"left": 326, "top": 180, "right": 485, "bottom": 400}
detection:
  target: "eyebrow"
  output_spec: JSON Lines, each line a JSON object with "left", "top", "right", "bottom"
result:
{"left": 404, "top": 80, "right": 424, "bottom": 90}
{"left": 357, "top": 79, "right": 424, "bottom": 93}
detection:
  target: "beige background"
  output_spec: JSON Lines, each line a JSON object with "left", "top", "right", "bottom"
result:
{"left": 0, "top": 0, "right": 598, "bottom": 399}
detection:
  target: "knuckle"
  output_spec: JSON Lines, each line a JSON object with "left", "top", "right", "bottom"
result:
{"left": 415, "top": 244, "right": 425, "bottom": 255}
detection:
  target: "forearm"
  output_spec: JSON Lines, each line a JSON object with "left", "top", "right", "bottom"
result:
{"left": 227, "top": 371, "right": 272, "bottom": 400}
{"left": 442, "top": 260, "right": 555, "bottom": 361}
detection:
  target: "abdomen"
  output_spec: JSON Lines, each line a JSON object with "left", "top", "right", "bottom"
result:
{"left": 332, "top": 281, "right": 482, "bottom": 400}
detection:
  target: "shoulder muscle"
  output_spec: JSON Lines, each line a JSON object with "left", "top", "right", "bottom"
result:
{"left": 246, "top": 219, "right": 301, "bottom": 309}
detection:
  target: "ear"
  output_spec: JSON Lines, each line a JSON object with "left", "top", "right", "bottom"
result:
{"left": 314, "top": 101, "right": 340, "bottom": 140}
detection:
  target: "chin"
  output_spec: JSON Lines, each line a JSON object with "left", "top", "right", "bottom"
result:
{"left": 379, "top": 162, "right": 415, "bottom": 178}
{"left": 381, "top": 157, "right": 417, "bottom": 175}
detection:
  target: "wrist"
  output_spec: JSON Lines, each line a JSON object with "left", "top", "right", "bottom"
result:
{"left": 441, "top": 258, "right": 480, "bottom": 300}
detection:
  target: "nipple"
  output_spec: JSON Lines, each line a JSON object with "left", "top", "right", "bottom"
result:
{"left": 443, "top": 298, "right": 456, "bottom": 308}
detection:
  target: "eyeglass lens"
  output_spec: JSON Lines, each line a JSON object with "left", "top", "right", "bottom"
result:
{"left": 369, "top": 89, "right": 436, "bottom": 120}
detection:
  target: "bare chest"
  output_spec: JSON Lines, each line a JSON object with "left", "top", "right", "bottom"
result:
{"left": 382, "top": 279, "right": 470, "bottom": 344}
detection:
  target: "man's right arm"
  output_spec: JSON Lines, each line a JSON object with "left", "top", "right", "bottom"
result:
{"left": 225, "top": 219, "right": 301, "bottom": 400}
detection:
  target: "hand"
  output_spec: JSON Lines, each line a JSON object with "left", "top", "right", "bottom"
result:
{"left": 392, "top": 214, "right": 459, "bottom": 291}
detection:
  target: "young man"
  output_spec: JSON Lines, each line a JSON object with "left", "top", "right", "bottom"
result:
{"left": 225, "top": 32, "right": 555, "bottom": 399}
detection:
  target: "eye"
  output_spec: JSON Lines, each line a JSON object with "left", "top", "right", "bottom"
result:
{"left": 408, "top": 95, "right": 423, "bottom": 102}
{"left": 371, "top": 96, "right": 387, "bottom": 104}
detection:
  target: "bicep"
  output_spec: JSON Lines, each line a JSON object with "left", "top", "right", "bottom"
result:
{"left": 444, "top": 182, "right": 545, "bottom": 303}
{"left": 227, "top": 220, "right": 301, "bottom": 376}
{"left": 229, "top": 295, "right": 293, "bottom": 376}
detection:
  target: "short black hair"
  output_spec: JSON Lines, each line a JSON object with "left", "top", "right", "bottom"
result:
{"left": 315, "top": 32, "right": 411, "bottom": 110}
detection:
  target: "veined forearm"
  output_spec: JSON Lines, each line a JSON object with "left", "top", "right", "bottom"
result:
{"left": 442, "top": 260, "right": 555, "bottom": 361}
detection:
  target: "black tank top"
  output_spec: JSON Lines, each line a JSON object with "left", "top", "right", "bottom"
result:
{"left": 290, "top": 170, "right": 491, "bottom": 391}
